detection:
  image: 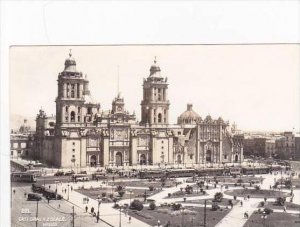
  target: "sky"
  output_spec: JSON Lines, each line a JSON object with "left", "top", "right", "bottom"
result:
{"left": 10, "top": 45, "right": 300, "bottom": 132}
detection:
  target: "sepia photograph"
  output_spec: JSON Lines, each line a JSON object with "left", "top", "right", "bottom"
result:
{"left": 9, "top": 44, "right": 300, "bottom": 227}
{"left": 1, "top": 1, "right": 300, "bottom": 227}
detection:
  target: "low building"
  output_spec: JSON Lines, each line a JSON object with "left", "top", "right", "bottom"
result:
{"left": 10, "top": 119, "right": 35, "bottom": 159}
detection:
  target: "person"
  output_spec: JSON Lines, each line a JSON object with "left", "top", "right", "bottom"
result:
{"left": 65, "top": 189, "right": 67, "bottom": 194}
{"left": 58, "top": 204, "right": 61, "bottom": 209}
{"left": 244, "top": 211, "right": 248, "bottom": 219}
{"left": 157, "top": 220, "right": 161, "bottom": 227}
{"left": 283, "top": 206, "right": 287, "bottom": 212}
{"left": 87, "top": 198, "right": 89, "bottom": 204}
{"left": 24, "top": 192, "right": 27, "bottom": 198}
{"left": 240, "top": 201, "right": 243, "bottom": 207}
{"left": 128, "top": 216, "right": 131, "bottom": 223}
{"left": 71, "top": 186, "right": 73, "bottom": 191}
{"left": 85, "top": 206, "right": 88, "bottom": 213}
{"left": 247, "top": 195, "right": 250, "bottom": 200}
{"left": 13, "top": 189, "right": 16, "bottom": 194}
{"left": 91, "top": 207, "right": 94, "bottom": 214}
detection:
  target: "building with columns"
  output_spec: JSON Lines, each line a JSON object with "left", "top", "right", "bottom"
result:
{"left": 34, "top": 53, "right": 243, "bottom": 168}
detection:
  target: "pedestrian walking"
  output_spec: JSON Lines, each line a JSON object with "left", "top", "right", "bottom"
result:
{"left": 65, "top": 189, "right": 67, "bottom": 194}
{"left": 58, "top": 204, "right": 60, "bottom": 209}
{"left": 13, "top": 189, "right": 16, "bottom": 194}
{"left": 24, "top": 192, "right": 27, "bottom": 198}
{"left": 283, "top": 206, "right": 287, "bottom": 212}
{"left": 128, "top": 216, "right": 131, "bottom": 223}
{"left": 240, "top": 201, "right": 243, "bottom": 207}
{"left": 91, "top": 207, "right": 94, "bottom": 214}
{"left": 247, "top": 195, "right": 250, "bottom": 200}
{"left": 85, "top": 206, "right": 88, "bottom": 213}
{"left": 71, "top": 186, "right": 73, "bottom": 191}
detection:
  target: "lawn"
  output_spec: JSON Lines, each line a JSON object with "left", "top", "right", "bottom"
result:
{"left": 244, "top": 212, "right": 300, "bottom": 227}
{"left": 128, "top": 205, "right": 230, "bottom": 227}
{"left": 258, "top": 201, "right": 300, "bottom": 211}
{"left": 183, "top": 198, "right": 240, "bottom": 207}
{"left": 291, "top": 179, "right": 300, "bottom": 188}
{"left": 225, "top": 188, "right": 289, "bottom": 198}
{"left": 107, "top": 179, "right": 177, "bottom": 188}
{"left": 76, "top": 186, "right": 160, "bottom": 203}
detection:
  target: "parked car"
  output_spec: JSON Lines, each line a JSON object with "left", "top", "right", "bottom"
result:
{"left": 54, "top": 171, "right": 65, "bottom": 176}
{"left": 27, "top": 193, "right": 42, "bottom": 201}
{"left": 65, "top": 170, "right": 75, "bottom": 176}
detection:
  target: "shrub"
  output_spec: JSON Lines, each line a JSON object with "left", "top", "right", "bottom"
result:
{"left": 284, "top": 180, "right": 292, "bottom": 189}
{"left": 211, "top": 202, "right": 220, "bottom": 211}
{"left": 149, "top": 202, "right": 156, "bottom": 210}
{"left": 116, "top": 185, "right": 125, "bottom": 192}
{"left": 149, "top": 186, "right": 154, "bottom": 191}
{"left": 260, "top": 201, "right": 265, "bottom": 207}
{"left": 255, "top": 185, "right": 260, "bottom": 191}
{"left": 214, "top": 192, "right": 223, "bottom": 202}
{"left": 130, "top": 199, "right": 144, "bottom": 211}
{"left": 102, "top": 192, "right": 106, "bottom": 197}
{"left": 263, "top": 207, "right": 273, "bottom": 215}
{"left": 275, "top": 197, "right": 286, "bottom": 206}
{"left": 172, "top": 203, "right": 182, "bottom": 211}
{"left": 118, "top": 191, "right": 125, "bottom": 197}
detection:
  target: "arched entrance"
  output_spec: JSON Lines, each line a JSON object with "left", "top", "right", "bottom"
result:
{"left": 90, "top": 155, "right": 97, "bottom": 167}
{"left": 234, "top": 154, "right": 239, "bottom": 162}
{"left": 140, "top": 154, "right": 146, "bottom": 165}
{"left": 206, "top": 150, "right": 212, "bottom": 162}
{"left": 115, "top": 152, "right": 123, "bottom": 166}
{"left": 177, "top": 155, "right": 182, "bottom": 164}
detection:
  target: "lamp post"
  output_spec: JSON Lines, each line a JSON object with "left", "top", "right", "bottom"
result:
{"left": 129, "top": 189, "right": 133, "bottom": 206}
{"left": 181, "top": 207, "right": 185, "bottom": 227}
{"left": 97, "top": 196, "right": 102, "bottom": 223}
{"left": 119, "top": 203, "right": 123, "bottom": 227}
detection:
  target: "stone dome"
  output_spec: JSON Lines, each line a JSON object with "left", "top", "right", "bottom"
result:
{"left": 149, "top": 57, "right": 161, "bottom": 77}
{"left": 177, "top": 104, "right": 201, "bottom": 125}
{"left": 64, "top": 51, "right": 78, "bottom": 73}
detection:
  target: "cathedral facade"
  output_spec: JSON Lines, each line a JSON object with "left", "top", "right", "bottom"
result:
{"left": 34, "top": 53, "right": 243, "bottom": 168}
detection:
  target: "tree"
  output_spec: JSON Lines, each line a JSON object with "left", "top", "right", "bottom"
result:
{"left": 149, "top": 202, "right": 156, "bottom": 210}
{"left": 130, "top": 199, "right": 144, "bottom": 211}
{"left": 118, "top": 191, "right": 125, "bottom": 197}
{"left": 214, "top": 192, "right": 223, "bottom": 202}
{"left": 276, "top": 197, "right": 286, "bottom": 206}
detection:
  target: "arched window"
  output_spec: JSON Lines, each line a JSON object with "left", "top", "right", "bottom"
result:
{"left": 71, "top": 111, "right": 75, "bottom": 122}
{"left": 65, "top": 106, "right": 69, "bottom": 112}
{"left": 158, "top": 113, "right": 162, "bottom": 123}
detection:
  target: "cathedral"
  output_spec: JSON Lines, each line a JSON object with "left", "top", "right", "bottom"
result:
{"left": 34, "top": 52, "right": 243, "bottom": 168}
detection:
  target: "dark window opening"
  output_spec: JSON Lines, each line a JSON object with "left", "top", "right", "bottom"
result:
{"left": 71, "top": 111, "right": 75, "bottom": 122}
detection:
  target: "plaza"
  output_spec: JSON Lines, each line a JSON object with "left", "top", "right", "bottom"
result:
{"left": 11, "top": 161, "right": 300, "bottom": 227}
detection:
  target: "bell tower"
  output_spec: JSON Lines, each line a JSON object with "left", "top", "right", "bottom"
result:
{"left": 141, "top": 57, "right": 170, "bottom": 126}
{"left": 55, "top": 50, "right": 99, "bottom": 128}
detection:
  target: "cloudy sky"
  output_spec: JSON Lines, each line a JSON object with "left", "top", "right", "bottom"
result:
{"left": 10, "top": 44, "right": 300, "bottom": 132}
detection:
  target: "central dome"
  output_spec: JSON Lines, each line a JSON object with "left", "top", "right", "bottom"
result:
{"left": 178, "top": 104, "right": 201, "bottom": 125}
